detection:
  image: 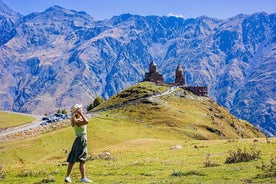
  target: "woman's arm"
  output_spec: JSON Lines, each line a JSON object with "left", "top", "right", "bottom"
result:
{"left": 74, "top": 110, "right": 89, "bottom": 127}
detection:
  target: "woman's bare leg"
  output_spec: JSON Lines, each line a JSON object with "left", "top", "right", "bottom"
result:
{"left": 79, "top": 161, "right": 86, "bottom": 178}
{"left": 67, "top": 162, "right": 74, "bottom": 177}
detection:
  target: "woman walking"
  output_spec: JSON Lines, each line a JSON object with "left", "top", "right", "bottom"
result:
{"left": 65, "top": 104, "right": 92, "bottom": 183}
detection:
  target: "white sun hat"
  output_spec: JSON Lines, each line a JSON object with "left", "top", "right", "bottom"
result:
{"left": 70, "top": 104, "right": 83, "bottom": 113}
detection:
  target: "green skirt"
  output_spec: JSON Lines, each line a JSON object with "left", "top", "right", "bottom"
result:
{"left": 67, "top": 135, "right": 88, "bottom": 163}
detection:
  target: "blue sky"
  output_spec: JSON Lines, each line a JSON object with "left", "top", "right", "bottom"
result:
{"left": 2, "top": 0, "right": 276, "bottom": 20}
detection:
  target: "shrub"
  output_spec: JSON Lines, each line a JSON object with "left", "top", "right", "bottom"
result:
{"left": 35, "top": 178, "right": 55, "bottom": 184}
{"left": 171, "top": 170, "right": 185, "bottom": 177}
{"left": 57, "top": 109, "right": 67, "bottom": 114}
{"left": 61, "top": 109, "right": 67, "bottom": 114}
{"left": 171, "top": 170, "right": 205, "bottom": 177}
{"left": 256, "top": 156, "right": 276, "bottom": 178}
{"left": 87, "top": 96, "right": 105, "bottom": 111}
{"left": 204, "top": 153, "right": 220, "bottom": 167}
{"left": 225, "top": 146, "right": 261, "bottom": 164}
{"left": 17, "top": 171, "right": 42, "bottom": 177}
{"left": 93, "top": 96, "right": 104, "bottom": 108}
{"left": 0, "top": 165, "right": 6, "bottom": 180}
{"left": 86, "top": 103, "right": 94, "bottom": 111}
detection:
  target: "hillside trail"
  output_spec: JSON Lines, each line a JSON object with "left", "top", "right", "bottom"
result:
{"left": 0, "top": 111, "right": 43, "bottom": 137}
{"left": 0, "top": 110, "right": 100, "bottom": 138}
{"left": 149, "top": 87, "right": 208, "bottom": 127}
{"left": 0, "top": 87, "right": 177, "bottom": 137}
{"left": 153, "top": 86, "right": 177, "bottom": 97}
{"left": 147, "top": 86, "right": 177, "bottom": 106}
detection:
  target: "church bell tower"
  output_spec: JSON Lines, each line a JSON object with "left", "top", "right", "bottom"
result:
{"left": 175, "top": 64, "right": 185, "bottom": 85}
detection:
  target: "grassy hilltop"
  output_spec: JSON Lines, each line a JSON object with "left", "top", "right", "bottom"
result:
{"left": 92, "top": 82, "right": 264, "bottom": 140}
{"left": 0, "top": 82, "right": 275, "bottom": 184}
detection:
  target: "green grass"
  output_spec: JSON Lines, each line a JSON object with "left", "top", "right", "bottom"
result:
{"left": 104, "top": 95, "right": 264, "bottom": 140}
{"left": 0, "top": 111, "right": 35, "bottom": 129}
{"left": 93, "top": 82, "right": 264, "bottom": 140}
{"left": 93, "top": 82, "right": 169, "bottom": 111}
{"left": 0, "top": 112, "right": 275, "bottom": 184}
{"left": 0, "top": 82, "right": 273, "bottom": 183}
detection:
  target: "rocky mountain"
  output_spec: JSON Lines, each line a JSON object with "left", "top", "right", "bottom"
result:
{"left": 0, "top": 0, "right": 275, "bottom": 135}
{"left": 0, "top": 0, "right": 21, "bottom": 45}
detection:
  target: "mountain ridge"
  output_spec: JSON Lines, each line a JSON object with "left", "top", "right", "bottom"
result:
{"left": 0, "top": 1, "right": 275, "bottom": 135}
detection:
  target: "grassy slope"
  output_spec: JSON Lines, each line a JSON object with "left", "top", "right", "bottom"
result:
{"left": 0, "top": 111, "right": 35, "bottom": 129}
{"left": 94, "top": 82, "right": 265, "bottom": 139}
{"left": 0, "top": 116, "right": 275, "bottom": 184}
{"left": 93, "top": 82, "right": 169, "bottom": 111}
{"left": 0, "top": 82, "right": 274, "bottom": 183}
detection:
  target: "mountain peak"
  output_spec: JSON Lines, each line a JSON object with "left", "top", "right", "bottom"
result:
{"left": 38, "top": 5, "right": 94, "bottom": 23}
{"left": 44, "top": 5, "right": 92, "bottom": 18}
{"left": 46, "top": 5, "right": 63, "bottom": 11}
{"left": 0, "top": 0, "right": 21, "bottom": 19}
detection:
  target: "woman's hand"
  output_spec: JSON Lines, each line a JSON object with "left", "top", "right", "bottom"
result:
{"left": 76, "top": 108, "right": 83, "bottom": 114}
{"left": 74, "top": 108, "right": 88, "bottom": 126}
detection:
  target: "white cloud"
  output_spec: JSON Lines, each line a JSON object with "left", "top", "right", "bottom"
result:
{"left": 167, "top": 13, "right": 184, "bottom": 18}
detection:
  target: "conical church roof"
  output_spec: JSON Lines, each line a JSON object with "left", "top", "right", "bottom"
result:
{"left": 150, "top": 61, "right": 157, "bottom": 66}
{"left": 176, "top": 64, "right": 183, "bottom": 71}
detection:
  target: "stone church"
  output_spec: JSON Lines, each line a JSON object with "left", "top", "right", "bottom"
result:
{"left": 143, "top": 61, "right": 208, "bottom": 96}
